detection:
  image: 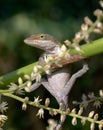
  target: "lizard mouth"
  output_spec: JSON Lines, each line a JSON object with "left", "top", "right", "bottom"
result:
{"left": 24, "top": 39, "right": 32, "bottom": 45}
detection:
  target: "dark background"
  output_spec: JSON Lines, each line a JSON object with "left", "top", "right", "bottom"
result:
{"left": 0, "top": 0, "right": 103, "bottom": 130}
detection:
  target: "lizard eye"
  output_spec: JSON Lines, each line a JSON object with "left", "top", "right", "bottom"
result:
{"left": 40, "top": 35, "right": 45, "bottom": 40}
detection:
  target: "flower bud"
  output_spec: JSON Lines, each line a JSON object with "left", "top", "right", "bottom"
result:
{"left": 98, "top": 124, "right": 103, "bottom": 130}
{"left": 18, "top": 77, "right": 23, "bottom": 85}
{"left": 81, "top": 118, "right": 86, "bottom": 125}
{"left": 33, "top": 66, "right": 38, "bottom": 73}
{"left": 94, "top": 9, "right": 103, "bottom": 17}
{"left": 100, "top": 1, "right": 103, "bottom": 8}
{"left": 78, "top": 107, "right": 83, "bottom": 116}
{"left": 66, "top": 108, "right": 71, "bottom": 114}
{"left": 71, "top": 108, "right": 76, "bottom": 114}
{"left": 27, "top": 81, "right": 32, "bottom": 87}
{"left": 22, "top": 103, "right": 27, "bottom": 111}
{"left": 81, "top": 24, "right": 88, "bottom": 31}
{"left": 24, "top": 74, "right": 30, "bottom": 80}
{"left": 84, "top": 16, "right": 93, "bottom": 25}
{"left": 88, "top": 111, "right": 94, "bottom": 118}
{"left": 45, "top": 98, "right": 50, "bottom": 107}
{"left": 72, "top": 117, "right": 77, "bottom": 125}
{"left": 99, "top": 90, "right": 103, "bottom": 97}
{"left": 90, "top": 123, "right": 95, "bottom": 130}
{"left": 60, "top": 115, "right": 66, "bottom": 123}
{"left": 93, "top": 113, "right": 98, "bottom": 120}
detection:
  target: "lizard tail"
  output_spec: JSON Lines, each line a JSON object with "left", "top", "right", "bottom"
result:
{"left": 54, "top": 100, "right": 67, "bottom": 130}
{"left": 54, "top": 115, "right": 66, "bottom": 130}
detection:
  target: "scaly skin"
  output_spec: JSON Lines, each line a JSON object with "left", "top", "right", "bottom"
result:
{"left": 24, "top": 34, "right": 89, "bottom": 130}
{"left": 24, "top": 33, "right": 61, "bottom": 52}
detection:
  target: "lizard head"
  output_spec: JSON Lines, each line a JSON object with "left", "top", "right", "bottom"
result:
{"left": 24, "top": 33, "right": 61, "bottom": 51}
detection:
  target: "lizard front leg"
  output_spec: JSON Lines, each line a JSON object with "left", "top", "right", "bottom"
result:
{"left": 25, "top": 82, "right": 41, "bottom": 92}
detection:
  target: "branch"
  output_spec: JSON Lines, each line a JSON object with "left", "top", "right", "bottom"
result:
{"left": 0, "top": 37, "right": 103, "bottom": 87}
{"left": 2, "top": 92, "right": 103, "bottom": 127}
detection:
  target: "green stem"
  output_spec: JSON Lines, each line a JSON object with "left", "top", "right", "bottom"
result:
{"left": 0, "top": 37, "right": 103, "bottom": 87}
{"left": 69, "top": 37, "right": 103, "bottom": 57}
{"left": 0, "top": 62, "right": 37, "bottom": 87}
{"left": 2, "top": 92, "right": 103, "bottom": 126}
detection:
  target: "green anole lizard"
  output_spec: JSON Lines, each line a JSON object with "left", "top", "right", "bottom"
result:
{"left": 24, "top": 34, "right": 89, "bottom": 130}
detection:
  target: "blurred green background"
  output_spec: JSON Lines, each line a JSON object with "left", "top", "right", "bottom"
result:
{"left": 0, "top": 0, "right": 103, "bottom": 130}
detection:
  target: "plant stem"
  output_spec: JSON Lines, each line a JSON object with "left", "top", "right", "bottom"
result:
{"left": 2, "top": 92, "right": 103, "bottom": 126}
{"left": 0, "top": 37, "right": 103, "bottom": 87}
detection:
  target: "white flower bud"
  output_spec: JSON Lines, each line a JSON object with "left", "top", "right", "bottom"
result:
{"left": 75, "top": 45, "right": 81, "bottom": 52}
{"left": 25, "top": 87, "right": 30, "bottom": 92}
{"left": 81, "top": 118, "right": 86, "bottom": 125}
{"left": 18, "top": 77, "right": 23, "bottom": 85}
{"left": 24, "top": 97, "right": 29, "bottom": 103}
{"left": 0, "top": 115, "right": 8, "bottom": 127}
{"left": 81, "top": 24, "right": 88, "bottom": 31}
{"left": 61, "top": 45, "right": 67, "bottom": 52}
{"left": 0, "top": 115, "right": 8, "bottom": 121}
{"left": 71, "top": 108, "right": 76, "bottom": 114}
{"left": 47, "top": 55, "right": 53, "bottom": 62}
{"left": 97, "top": 22, "right": 102, "bottom": 28}
{"left": 22, "top": 103, "right": 27, "bottom": 111}
{"left": 58, "top": 51, "right": 64, "bottom": 58}
{"left": 93, "top": 29, "right": 102, "bottom": 34}
{"left": 31, "top": 72, "right": 35, "bottom": 78}
{"left": 99, "top": 90, "right": 103, "bottom": 97}
{"left": 72, "top": 117, "right": 77, "bottom": 126}
{"left": 98, "top": 124, "right": 103, "bottom": 130}
{"left": 35, "top": 73, "right": 41, "bottom": 82}
{"left": 93, "top": 113, "right": 98, "bottom": 120}
{"left": 100, "top": 1, "right": 103, "bottom": 8}
{"left": 75, "top": 32, "right": 81, "bottom": 39}
{"left": 66, "top": 108, "right": 70, "bottom": 114}
{"left": 94, "top": 9, "right": 103, "bottom": 17}
{"left": 64, "top": 40, "right": 71, "bottom": 46}
{"left": 60, "top": 115, "right": 66, "bottom": 123}
{"left": 33, "top": 66, "right": 38, "bottom": 73}
{"left": 47, "top": 119, "right": 57, "bottom": 130}
{"left": 78, "top": 107, "right": 83, "bottom": 116}
{"left": 45, "top": 98, "right": 50, "bottom": 107}
{"left": 90, "top": 123, "right": 95, "bottom": 130}
{"left": 37, "top": 65, "right": 42, "bottom": 69}
{"left": 27, "top": 81, "right": 32, "bottom": 87}
{"left": 88, "top": 111, "right": 94, "bottom": 118}
{"left": 84, "top": 16, "right": 93, "bottom": 25}
{"left": 24, "top": 74, "right": 30, "bottom": 80}
{"left": 22, "top": 97, "right": 29, "bottom": 111}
